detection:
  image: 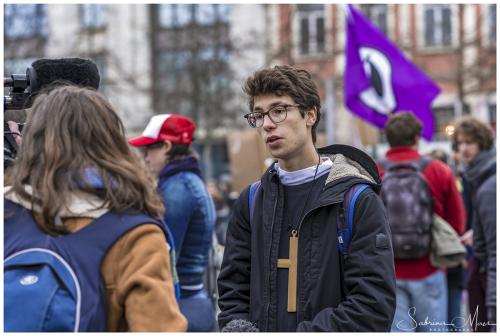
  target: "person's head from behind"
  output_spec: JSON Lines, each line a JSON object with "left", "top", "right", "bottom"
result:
{"left": 384, "top": 112, "right": 423, "bottom": 148}
{"left": 5, "top": 85, "right": 164, "bottom": 234}
{"left": 128, "top": 114, "right": 196, "bottom": 176}
{"left": 428, "top": 149, "right": 449, "bottom": 165}
{"left": 452, "top": 116, "right": 494, "bottom": 164}
{"left": 242, "top": 65, "right": 321, "bottom": 163}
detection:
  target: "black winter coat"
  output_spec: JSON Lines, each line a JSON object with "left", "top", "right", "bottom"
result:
{"left": 217, "top": 145, "right": 396, "bottom": 331}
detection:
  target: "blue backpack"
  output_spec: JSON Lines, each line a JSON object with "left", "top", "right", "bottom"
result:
{"left": 4, "top": 200, "right": 180, "bottom": 332}
{"left": 248, "top": 181, "right": 370, "bottom": 257}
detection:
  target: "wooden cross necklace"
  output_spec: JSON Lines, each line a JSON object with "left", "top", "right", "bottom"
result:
{"left": 277, "top": 154, "right": 321, "bottom": 313}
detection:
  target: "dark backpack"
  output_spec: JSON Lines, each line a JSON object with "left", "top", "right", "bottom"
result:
{"left": 379, "top": 157, "right": 434, "bottom": 259}
{"left": 248, "top": 181, "right": 370, "bottom": 257}
{"left": 4, "top": 200, "right": 179, "bottom": 332}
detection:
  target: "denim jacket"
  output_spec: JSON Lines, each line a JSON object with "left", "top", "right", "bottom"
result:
{"left": 158, "top": 157, "right": 216, "bottom": 293}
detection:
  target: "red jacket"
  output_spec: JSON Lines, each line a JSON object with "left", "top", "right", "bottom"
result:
{"left": 377, "top": 146, "right": 466, "bottom": 280}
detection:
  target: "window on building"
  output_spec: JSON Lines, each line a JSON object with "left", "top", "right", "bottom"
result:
{"left": 488, "top": 5, "right": 496, "bottom": 46}
{"left": 4, "top": 4, "right": 48, "bottom": 39}
{"left": 297, "top": 4, "right": 325, "bottom": 55}
{"left": 80, "top": 4, "right": 107, "bottom": 29}
{"left": 424, "top": 5, "right": 452, "bottom": 47}
{"left": 217, "top": 5, "right": 231, "bottom": 23}
{"left": 159, "top": 4, "right": 230, "bottom": 28}
{"left": 158, "top": 4, "right": 193, "bottom": 28}
{"left": 195, "top": 4, "right": 231, "bottom": 25}
{"left": 361, "top": 4, "right": 388, "bottom": 36}
{"left": 196, "top": 4, "right": 217, "bottom": 25}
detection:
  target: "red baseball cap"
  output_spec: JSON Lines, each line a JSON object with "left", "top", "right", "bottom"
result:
{"left": 128, "top": 114, "right": 196, "bottom": 147}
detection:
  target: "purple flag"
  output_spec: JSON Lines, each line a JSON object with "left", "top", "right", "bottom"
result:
{"left": 344, "top": 4, "right": 440, "bottom": 140}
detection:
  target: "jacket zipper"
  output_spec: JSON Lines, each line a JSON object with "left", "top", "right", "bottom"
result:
{"left": 294, "top": 198, "right": 342, "bottom": 318}
{"left": 266, "top": 173, "right": 279, "bottom": 330}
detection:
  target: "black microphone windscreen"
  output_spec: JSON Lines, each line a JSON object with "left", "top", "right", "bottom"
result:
{"left": 221, "top": 319, "right": 259, "bottom": 332}
{"left": 30, "top": 58, "right": 100, "bottom": 93}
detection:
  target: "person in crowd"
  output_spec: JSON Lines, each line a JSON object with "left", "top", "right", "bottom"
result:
{"left": 128, "top": 114, "right": 216, "bottom": 331}
{"left": 4, "top": 86, "right": 187, "bottom": 332}
{"left": 378, "top": 112, "right": 465, "bottom": 332}
{"left": 452, "top": 116, "right": 496, "bottom": 332}
{"left": 428, "top": 148, "right": 449, "bottom": 165}
{"left": 428, "top": 147, "right": 467, "bottom": 331}
{"left": 217, "top": 65, "right": 396, "bottom": 332}
{"left": 207, "top": 181, "right": 231, "bottom": 245}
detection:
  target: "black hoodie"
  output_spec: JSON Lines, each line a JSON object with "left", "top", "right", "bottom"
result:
{"left": 217, "top": 144, "right": 396, "bottom": 331}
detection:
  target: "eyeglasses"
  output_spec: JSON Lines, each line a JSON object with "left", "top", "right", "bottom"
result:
{"left": 244, "top": 104, "right": 301, "bottom": 128}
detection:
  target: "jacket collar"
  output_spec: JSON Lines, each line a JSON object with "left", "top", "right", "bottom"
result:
{"left": 385, "top": 146, "right": 420, "bottom": 161}
{"left": 261, "top": 144, "right": 381, "bottom": 202}
{"left": 159, "top": 156, "right": 203, "bottom": 183}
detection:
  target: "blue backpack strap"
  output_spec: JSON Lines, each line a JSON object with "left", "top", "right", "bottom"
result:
{"left": 248, "top": 180, "right": 262, "bottom": 225}
{"left": 161, "top": 220, "right": 181, "bottom": 299}
{"left": 338, "top": 183, "right": 371, "bottom": 257}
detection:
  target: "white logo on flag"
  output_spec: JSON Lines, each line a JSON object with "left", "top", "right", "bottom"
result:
{"left": 358, "top": 47, "right": 396, "bottom": 115}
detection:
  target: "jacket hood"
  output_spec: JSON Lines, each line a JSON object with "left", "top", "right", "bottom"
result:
{"left": 317, "top": 144, "right": 380, "bottom": 187}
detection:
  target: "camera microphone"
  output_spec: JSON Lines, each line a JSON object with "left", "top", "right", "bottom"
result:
{"left": 4, "top": 58, "right": 100, "bottom": 110}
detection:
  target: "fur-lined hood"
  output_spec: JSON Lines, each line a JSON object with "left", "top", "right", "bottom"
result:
{"left": 318, "top": 144, "right": 381, "bottom": 187}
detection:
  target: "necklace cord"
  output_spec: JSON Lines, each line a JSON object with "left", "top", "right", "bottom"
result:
{"left": 288, "top": 154, "right": 321, "bottom": 233}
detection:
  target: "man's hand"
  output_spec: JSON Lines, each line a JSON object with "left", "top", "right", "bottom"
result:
{"left": 460, "top": 229, "right": 473, "bottom": 246}
{"left": 7, "top": 121, "right": 22, "bottom": 146}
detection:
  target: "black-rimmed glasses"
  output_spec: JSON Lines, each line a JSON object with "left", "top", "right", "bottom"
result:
{"left": 243, "top": 104, "right": 301, "bottom": 128}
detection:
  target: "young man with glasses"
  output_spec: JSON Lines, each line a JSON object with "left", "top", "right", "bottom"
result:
{"left": 217, "top": 65, "right": 396, "bottom": 332}
{"left": 128, "top": 114, "right": 216, "bottom": 331}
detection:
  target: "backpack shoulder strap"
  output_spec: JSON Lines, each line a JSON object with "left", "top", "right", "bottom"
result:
{"left": 413, "top": 156, "right": 432, "bottom": 172}
{"left": 378, "top": 157, "right": 392, "bottom": 172}
{"left": 337, "top": 183, "right": 371, "bottom": 257}
{"left": 248, "top": 180, "right": 262, "bottom": 225}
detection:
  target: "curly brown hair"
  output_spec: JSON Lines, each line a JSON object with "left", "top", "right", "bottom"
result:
{"left": 243, "top": 65, "right": 322, "bottom": 144}
{"left": 452, "top": 116, "right": 494, "bottom": 151}
{"left": 5, "top": 85, "right": 164, "bottom": 235}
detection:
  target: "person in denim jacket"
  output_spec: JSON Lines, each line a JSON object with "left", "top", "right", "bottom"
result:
{"left": 129, "top": 114, "right": 216, "bottom": 331}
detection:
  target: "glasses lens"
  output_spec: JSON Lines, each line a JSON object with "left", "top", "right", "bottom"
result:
{"left": 269, "top": 106, "right": 287, "bottom": 123}
{"left": 246, "top": 114, "right": 257, "bottom": 128}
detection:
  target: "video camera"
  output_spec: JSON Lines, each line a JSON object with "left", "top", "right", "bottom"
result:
{"left": 4, "top": 66, "right": 39, "bottom": 110}
{"left": 4, "top": 58, "right": 101, "bottom": 168}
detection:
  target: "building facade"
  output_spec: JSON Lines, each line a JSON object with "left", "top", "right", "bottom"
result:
{"left": 4, "top": 3, "right": 268, "bottom": 180}
{"left": 264, "top": 4, "right": 496, "bottom": 147}
{"left": 4, "top": 4, "right": 154, "bottom": 130}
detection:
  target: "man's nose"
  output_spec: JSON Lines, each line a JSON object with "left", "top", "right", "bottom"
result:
{"left": 262, "top": 114, "right": 277, "bottom": 130}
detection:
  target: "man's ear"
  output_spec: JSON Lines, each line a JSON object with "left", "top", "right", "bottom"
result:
{"left": 164, "top": 140, "right": 173, "bottom": 153}
{"left": 306, "top": 107, "right": 317, "bottom": 127}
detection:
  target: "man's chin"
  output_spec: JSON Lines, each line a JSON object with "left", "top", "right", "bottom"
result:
{"left": 267, "top": 148, "right": 289, "bottom": 161}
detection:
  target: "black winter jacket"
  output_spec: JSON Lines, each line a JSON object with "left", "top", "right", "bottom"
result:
{"left": 217, "top": 144, "right": 396, "bottom": 331}
{"left": 463, "top": 148, "right": 496, "bottom": 311}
